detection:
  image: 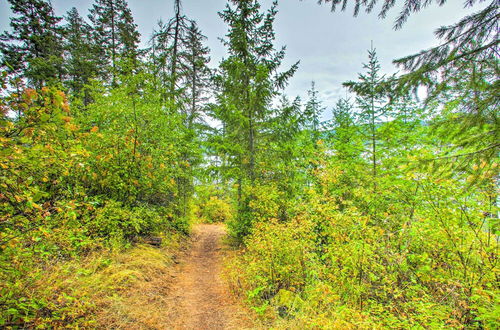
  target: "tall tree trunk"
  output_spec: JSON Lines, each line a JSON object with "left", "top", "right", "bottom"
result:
{"left": 170, "top": 0, "right": 181, "bottom": 101}
{"left": 371, "top": 86, "right": 377, "bottom": 193}
{"left": 249, "top": 108, "right": 255, "bottom": 182}
{"left": 110, "top": 0, "right": 117, "bottom": 86}
{"left": 190, "top": 65, "right": 196, "bottom": 127}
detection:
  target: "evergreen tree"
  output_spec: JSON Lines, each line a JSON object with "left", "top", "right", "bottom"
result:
{"left": 344, "top": 46, "right": 391, "bottom": 192}
{"left": 393, "top": 2, "right": 499, "bottom": 162}
{"left": 149, "top": 20, "right": 171, "bottom": 103}
{"left": 63, "top": 7, "right": 98, "bottom": 102}
{"left": 169, "top": 0, "right": 184, "bottom": 100}
{"left": 150, "top": 16, "right": 211, "bottom": 115}
{"left": 303, "top": 82, "right": 324, "bottom": 145}
{"left": 175, "top": 20, "right": 211, "bottom": 222}
{"left": 0, "top": 0, "right": 64, "bottom": 88}
{"left": 149, "top": 0, "right": 194, "bottom": 105}
{"left": 318, "top": 0, "right": 496, "bottom": 31}
{"left": 329, "top": 97, "right": 362, "bottom": 162}
{"left": 148, "top": 4, "right": 211, "bottom": 220}
{"left": 423, "top": 55, "right": 499, "bottom": 177}
{"left": 88, "top": 0, "right": 140, "bottom": 85}
{"left": 319, "top": 0, "right": 499, "bottom": 163}
{"left": 183, "top": 21, "right": 211, "bottom": 129}
{"left": 214, "top": 0, "right": 298, "bottom": 237}
{"left": 299, "top": 82, "right": 324, "bottom": 185}
{"left": 149, "top": 16, "right": 210, "bottom": 220}
{"left": 266, "top": 96, "right": 306, "bottom": 220}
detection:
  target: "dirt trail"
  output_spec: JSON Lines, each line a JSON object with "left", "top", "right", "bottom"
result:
{"left": 164, "top": 224, "right": 253, "bottom": 329}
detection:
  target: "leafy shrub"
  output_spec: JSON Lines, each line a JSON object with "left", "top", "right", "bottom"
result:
{"left": 226, "top": 163, "right": 499, "bottom": 328}
{"left": 228, "top": 183, "right": 288, "bottom": 239}
{"left": 89, "top": 201, "right": 162, "bottom": 244}
{"left": 0, "top": 81, "right": 191, "bottom": 327}
{"left": 199, "top": 196, "right": 234, "bottom": 223}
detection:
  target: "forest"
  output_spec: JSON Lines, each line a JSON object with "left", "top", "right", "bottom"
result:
{"left": 0, "top": 0, "right": 498, "bottom": 328}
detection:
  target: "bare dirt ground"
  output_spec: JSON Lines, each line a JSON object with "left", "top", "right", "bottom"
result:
{"left": 163, "top": 224, "right": 254, "bottom": 330}
{"left": 95, "top": 224, "right": 254, "bottom": 329}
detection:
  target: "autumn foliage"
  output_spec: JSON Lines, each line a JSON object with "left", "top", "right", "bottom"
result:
{"left": 0, "top": 78, "right": 190, "bottom": 326}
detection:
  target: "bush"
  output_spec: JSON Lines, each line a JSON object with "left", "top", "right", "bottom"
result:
{"left": 199, "top": 196, "right": 233, "bottom": 223}
{"left": 89, "top": 201, "right": 161, "bottom": 243}
{"left": 0, "top": 83, "right": 192, "bottom": 327}
{"left": 225, "top": 164, "right": 499, "bottom": 328}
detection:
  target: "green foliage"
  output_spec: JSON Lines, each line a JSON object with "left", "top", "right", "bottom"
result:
{"left": 88, "top": 0, "right": 140, "bottom": 83}
{"left": 193, "top": 185, "right": 234, "bottom": 223}
{"left": 212, "top": 0, "right": 299, "bottom": 238}
{"left": 0, "top": 0, "right": 64, "bottom": 88}
{"left": 228, "top": 155, "right": 499, "bottom": 327}
{"left": 225, "top": 44, "right": 498, "bottom": 328}
{"left": 0, "top": 1, "right": 205, "bottom": 327}
{"left": 63, "top": 7, "right": 99, "bottom": 102}
{"left": 1, "top": 0, "right": 498, "bottom": 328}
{"left": 199, "top": 196, "right": 234, "bottom": 223}
{"left": 0, "top": 78, "right": 193, "bottom": 326}
{"left": 344, "top": 46, "right": 392, "bottom": 193}
{"left": 90, "top": 201, "right": 159, "bottom": 243}
{"left": 320, "top": 0, "right": 500, "bottom": 166}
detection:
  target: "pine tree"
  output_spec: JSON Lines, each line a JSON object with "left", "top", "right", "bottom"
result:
{"left": 344, "top": 46, "right": 391, "bottom": 192}
{"left": 149, "top": 20, "right": 171, "bottom": 103}
{"left": 266, "top": 95, "right": 307, "bottom": 220}
{"left": 149, "top": 0, "right": 193, "bottom": 105}
{"left": 183, "top": 21, "right": 211, "bottom": 128}
{"left": 329, "top": 97, "right": 362, "bottom": 162}
{"left": 176, "top": 21, "right": 211, "bottom": 222}
{"left": 214, "top": 0, "right": 298, "bottom": 237}
{"left": 393, "top": 1, "right": 499, "bottom": 131}
{"left": 149, "top": 11, "right": 210, "bottom": 220}
{"left": 63, "top": 7, "right": 98, "bottom": 102}
{"left": 88, "top": 0, "right": 140, "bottom": 85}
{"left": 116, "top": 0, "right": 140, "bottom": 66}
{"left": 169, "top": 0, "right": 184, "bottom": 100}
{"left": 0, "top": 0, "right": 64, "bottom": 88}
{"left": 217, "top": 0, "right": 298, "bottom": 182}
{"left": 303, "top": 82, "right": 324, "bottom": 144}
{"left": 318, "top": 0, "right": 496, "bottom": 30}
{"left": 319, "top": 0, "right": 499, "bottom": 162}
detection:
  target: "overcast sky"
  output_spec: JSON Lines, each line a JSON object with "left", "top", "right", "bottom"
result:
{"left": 0, "top": 0, "right": 480, "bottom": 119}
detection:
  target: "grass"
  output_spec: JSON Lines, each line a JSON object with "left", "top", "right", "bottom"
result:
{"left": 11, "top": 232, "right": 186, "bottom": 329}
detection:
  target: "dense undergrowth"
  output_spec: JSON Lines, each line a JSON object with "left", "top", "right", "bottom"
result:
{"left": 0, "top": 79, "right": 192, "bottom": 327}
{"left": 217, "top": 3, "right": 498, "bottom": 327}
{"left": 1, "top": 0, "right": 498, "bottom": 328}
{"left": 225, "top": 148, "right": 498, "bottom": 328}
{"left": 193, "top": 185, "right": 234, "bottom": 224}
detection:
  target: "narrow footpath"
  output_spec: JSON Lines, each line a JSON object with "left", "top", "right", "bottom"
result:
{"left": 163, "top": 224, "right": 253, "bottom": 329}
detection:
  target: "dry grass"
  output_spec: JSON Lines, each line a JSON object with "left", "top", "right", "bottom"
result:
{"left": 93, "top": 244, "right": 179, "bottom": 329}
{"left": 26, "top": 232, "right": 186, "bottom": 329}
{"left": 26, "top": 227, "right": 260, "bottom": 329}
